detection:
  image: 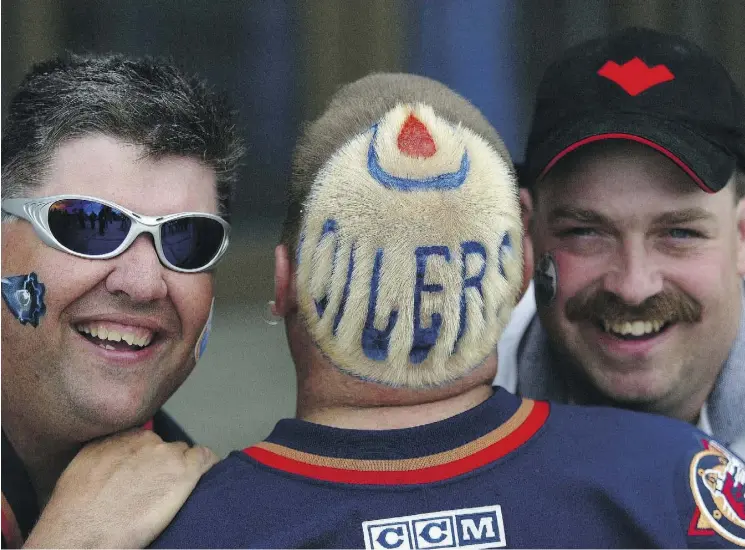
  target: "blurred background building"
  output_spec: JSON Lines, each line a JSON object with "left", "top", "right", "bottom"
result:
{"left": 3, "top": 0, "right": 744, "bottom": 455}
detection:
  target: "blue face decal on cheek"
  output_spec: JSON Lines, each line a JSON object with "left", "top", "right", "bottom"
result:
{"left": 194, "top": 298, "right": 215, "bottom": 362}
{"left": 1, "top": 272, "right": 46, "bottom": 327}
{"left": 534, "top": 253, "right": 558, "bottom": 309}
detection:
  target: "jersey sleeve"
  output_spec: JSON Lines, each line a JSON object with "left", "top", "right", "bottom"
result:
{"left": 675, "top": 437, "right": 745, "bottom": 548}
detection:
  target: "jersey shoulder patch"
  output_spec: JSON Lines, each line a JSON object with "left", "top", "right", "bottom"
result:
{"left": 687, "top": 439, "right": 745, "bottom": 546}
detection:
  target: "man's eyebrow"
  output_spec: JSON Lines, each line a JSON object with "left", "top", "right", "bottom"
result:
{"left": 547, "top": 206, "right": 612, "bottom": 225}
{"left": 653, "top": 207, "right": 716, "bottom": 225}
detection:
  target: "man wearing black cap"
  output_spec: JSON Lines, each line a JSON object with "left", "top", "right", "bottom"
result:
{"left": 497, "top": 27, "right": 745, "bottom": 457}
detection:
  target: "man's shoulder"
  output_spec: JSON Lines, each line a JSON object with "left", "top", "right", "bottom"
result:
{"left": 540, "top": 402, "right": 723, "bottom": 501}
{"left": 542, "top": 403, "right": 745, "bottom": 547}
{"left": 149, "top": 451, "right": 260, "bottom": 548}
{"left": 548, "top": 400, "right": 714, "bottom": 454}
{"left": 152, "top": 448, "right": 324, "bottom": 548}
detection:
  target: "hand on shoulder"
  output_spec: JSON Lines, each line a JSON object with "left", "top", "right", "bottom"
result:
{"left": 23, "top": 429, "right": 218, "bottom": 549}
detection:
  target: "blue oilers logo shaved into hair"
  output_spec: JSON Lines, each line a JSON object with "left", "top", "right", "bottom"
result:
{"left": 2, "top": 272, "right": 46, "bottom": 327}
{"left": 296, "top": 102, "right": 523, "bottom": 388}
{"left": 367, "top": 114, "right": 470, "bottom": 191}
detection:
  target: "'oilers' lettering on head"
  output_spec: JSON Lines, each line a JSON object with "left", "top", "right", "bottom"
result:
{"left": 303, "top": 225, "right": 516, "bottom": 365}
{"left": 295, "top": 102, "right": 522, "bottom": 388}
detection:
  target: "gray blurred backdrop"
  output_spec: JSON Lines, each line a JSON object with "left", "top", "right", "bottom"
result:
{"left": 4, "top": 0, "right": 745, "bottom": 456}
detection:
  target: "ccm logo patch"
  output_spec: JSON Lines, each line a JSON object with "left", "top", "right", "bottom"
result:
{"left": 362, "top": 505, "right": 506, "bottom": 549}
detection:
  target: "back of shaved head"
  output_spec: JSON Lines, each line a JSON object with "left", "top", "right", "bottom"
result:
{"left": 282, "top": 73, "right": 513, "bottom": 251}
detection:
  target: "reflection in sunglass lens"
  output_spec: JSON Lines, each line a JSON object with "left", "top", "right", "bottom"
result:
{"left": 160, "top": 216, "right": 224, "bottom": 270}
{"left": 48, "top": 199, "right": 130, "bottom": 255}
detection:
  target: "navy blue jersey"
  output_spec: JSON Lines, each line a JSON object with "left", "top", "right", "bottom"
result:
{"left": 153, "top": 389, "right": 745, "bottom": 548}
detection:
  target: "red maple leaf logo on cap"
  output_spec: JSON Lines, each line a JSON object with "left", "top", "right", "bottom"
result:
{"left": 597, "top": 57, "right": 674, "bottom": 96}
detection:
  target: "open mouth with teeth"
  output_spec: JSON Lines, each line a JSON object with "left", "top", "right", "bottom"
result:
{"left": 76, "top": 323, "right": 155, "bottom": 351}
{"left": 599, "top": 319, "right": 671, "bottom": 340}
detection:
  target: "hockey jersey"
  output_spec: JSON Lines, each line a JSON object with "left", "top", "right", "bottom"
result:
{"left": 152, "top": 388, "right": 745, "bottom": 548}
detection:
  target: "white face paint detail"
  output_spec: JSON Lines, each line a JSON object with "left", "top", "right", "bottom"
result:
{"left": 534, "top": 252, "right": 557, "bottom": 308}
{"left": 16, "top": 290, "right": 31, "bottom": 308}
{"left": 295, "top": 103, "right": 522, "bottom": 388}
{"left": 194, "top": 298, "right": 215, "bottom": 362}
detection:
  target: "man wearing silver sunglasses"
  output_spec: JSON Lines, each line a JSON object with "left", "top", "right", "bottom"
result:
{"left": 1, "top": 53, "right": 243, "bottom": 548}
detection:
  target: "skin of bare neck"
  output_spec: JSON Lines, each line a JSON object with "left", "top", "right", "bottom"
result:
{"left": 1, "top": 408, "right": 81, "bottom": 507}
{"left": 286, "top": 315, "right": 499, "bottom": 430}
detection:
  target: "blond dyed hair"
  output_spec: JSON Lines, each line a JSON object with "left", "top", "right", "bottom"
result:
{"left": 287, "top": 73, "right": 523, "bottom": 388}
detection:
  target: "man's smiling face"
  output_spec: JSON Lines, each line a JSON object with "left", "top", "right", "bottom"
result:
{"left": 1, "top": 135, "right": 218, "bottom": 439}
{"left": 530, "top": 141, "right": 745, "bottom": 418}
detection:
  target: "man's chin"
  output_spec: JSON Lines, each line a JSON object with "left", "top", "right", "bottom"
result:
{"left": 69, "top": 391, "right": 162, "bottom": 440}
{"left": 583, "top": 365, "right": 674, "bottom": 410}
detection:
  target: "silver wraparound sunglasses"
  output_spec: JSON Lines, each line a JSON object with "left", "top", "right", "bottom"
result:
{"left": 2, "top": 195, "right": 230, "bottom": 273}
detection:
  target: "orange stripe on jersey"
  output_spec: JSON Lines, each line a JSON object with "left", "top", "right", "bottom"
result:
{"left": 243, "top": 399, "right": 549, "bottom": 485}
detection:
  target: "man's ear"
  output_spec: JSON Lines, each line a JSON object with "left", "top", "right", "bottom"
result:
{"left": 519, "top": 187, "right": 534, "bottom": 297}
{"left": 273, "top": 244, "right": 296, "bottom": 317}
{"left": 736, "top": 197, "right": 745, "bottom": 276}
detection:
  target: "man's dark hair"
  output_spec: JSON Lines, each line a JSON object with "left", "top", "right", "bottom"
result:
{"left": 2, "top": 53, "right": 244, "bottom": 219}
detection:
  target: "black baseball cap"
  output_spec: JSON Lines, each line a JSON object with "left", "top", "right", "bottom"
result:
{"left": 525, "top": 27, "right": 745, "bottom": 192}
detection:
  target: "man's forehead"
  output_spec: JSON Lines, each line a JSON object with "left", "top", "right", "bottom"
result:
{"left": 547, "top": 203, "right": 718, "bottom": 227}
{"left": 40, "top": 134, "right": 219, "bottom": 215}
{"left": 535, "top": 149, "right": 726, "bottom": 213}
{"left": 538, "top": 140, "right": 705, "bottom": 194}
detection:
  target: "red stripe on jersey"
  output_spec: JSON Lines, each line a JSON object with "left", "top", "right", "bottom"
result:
{"left": 2, "top": 492, "right": 23, "bottom": 549}
{"left": 243, "top": 400, "right": 549, "bottom": 485}
{"left": 687, "top": 508, "right": 716, "bottom": 537}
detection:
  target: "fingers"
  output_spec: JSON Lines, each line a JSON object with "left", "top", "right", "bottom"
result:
{"left": 185, "top": 444, "right": 220, "bottom": 475}
{"left": 80, "top": 427, "right": 164, "bottom": 458}
{"left": 38, "top": 434, "right": 220, "bottom": 549}
{"left": 79, "top": 428, "right": 216, "bottom": 469}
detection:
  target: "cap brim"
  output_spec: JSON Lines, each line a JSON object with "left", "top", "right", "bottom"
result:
{"left": 533, "top": 113, "right": 736, "bottom": 193}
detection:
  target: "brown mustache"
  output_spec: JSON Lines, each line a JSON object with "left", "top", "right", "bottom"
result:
{"left": 565, "top": 289, "right": 702, "bottom": 324}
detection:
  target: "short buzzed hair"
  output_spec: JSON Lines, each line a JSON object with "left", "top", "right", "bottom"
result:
{"left": 2, "top": 53, "right": 244, "bottom": 219}
{"left": 288, "top": 72, "right": 523, "bottom": 388}
{"left": 281, "top": 72, "right": 512, "bottom": 254}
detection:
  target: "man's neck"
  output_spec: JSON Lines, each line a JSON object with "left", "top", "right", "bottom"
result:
{"left": 297, "top": 383, "right": 495, "bottom": 430}
{"left": 564, "top": 374, "right": 710, "bottom": 424}
{"left": 2, "top": 418, "right": 80, "bottom": 508}
{"left": 552, "top": 347, "right": 716, "bottom": 425}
